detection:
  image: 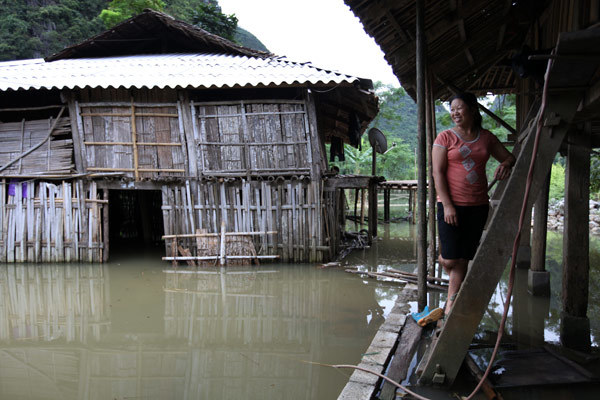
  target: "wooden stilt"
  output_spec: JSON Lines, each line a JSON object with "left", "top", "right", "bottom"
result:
{"left": 529, "top": 172, "right": 551, "bottom": 296}
{"left": 561, "top": 126, "right": 591, "bottom": 352}
{"left": 416, "top": 0, "right": 428, "bottom": 311}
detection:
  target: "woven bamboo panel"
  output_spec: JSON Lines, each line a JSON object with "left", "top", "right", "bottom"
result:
{"left": 77, "top": 101, "right": 185, "bottom": 180}
{"left": 194, "top": 101, "right": 312, "bottom": 177}
{"left": 0, "top": 180, "right": 105, "bottom": 263}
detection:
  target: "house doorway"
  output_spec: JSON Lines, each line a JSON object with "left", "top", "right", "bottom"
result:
{"left": 108, "top": 190, "right": 165, "bottom": 255}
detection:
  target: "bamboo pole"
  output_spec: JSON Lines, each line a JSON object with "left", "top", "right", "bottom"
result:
{"left": 416, "top": 0, "right": 429, "bottom": 311}
{"left": 427, "top": 73, "right": 438, "bottom": 276}
{"left": 130, "top": 99, "right": 140, "bottom": 181}
{"left": 83, "top": 141, "right": 182, "bottom": 146}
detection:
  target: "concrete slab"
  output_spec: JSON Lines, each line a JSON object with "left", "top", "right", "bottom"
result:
{"left": 337, "top": 381, "right": 376, "bottom": 400}
{"left": 379, "top": 312, "right": 407, "bottom": 333}
{"left": 349, "top": 361, "right": 384, "bottom": 385}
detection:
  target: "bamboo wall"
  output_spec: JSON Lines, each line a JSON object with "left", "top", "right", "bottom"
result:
{"left": 0, "top": 180, "right": 105, "bottom": 262}
{"left": 0, "top": 116, "right": 73, "bottom": 176}
{"left": 193, "top": 100, "right": 313, "bottom": 177}
{"left": 161, "top": 178, "right": 328, "bottom": 263}
{"left": 76, "top": 101, "right": 186, "bottom": 180}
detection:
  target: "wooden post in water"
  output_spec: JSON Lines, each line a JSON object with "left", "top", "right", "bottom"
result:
{"left": 561, "top": 126, "right": 591, "bottom": 352}
{"left": 529, "top": 172, "right": 551, "bottom": 296}
{"left": 416, "top": 0, "right": 428, "bottom": 310}
{"left": 368, "top": 179, "right": 377, "bottom": 242}
{"left": 383, "top": 188, "right": 390, "bottom": 223}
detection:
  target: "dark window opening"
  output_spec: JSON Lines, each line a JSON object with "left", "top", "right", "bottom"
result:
{"left": 109, "top": 190, "right": 164, "bottom": 255}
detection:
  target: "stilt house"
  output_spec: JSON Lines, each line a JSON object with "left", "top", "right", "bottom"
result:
{"left": 0, "top": 10, "right": 378, "bottom": 264}
{"left": 346, "top": 0, "right": 600, "bottom": 389}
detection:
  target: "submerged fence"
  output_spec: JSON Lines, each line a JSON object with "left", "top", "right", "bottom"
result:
{"left": 161, "top": 178, "right": 330, "bottom": 263}
{"left": 0, "top": 180, "right": 105, "bottom": 263}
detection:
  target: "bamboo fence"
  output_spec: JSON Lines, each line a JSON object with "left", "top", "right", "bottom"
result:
{"left": 0, "top": 180, "right": 105, "bottom": 263}
{"left": 161, "top": 178, "right": 327, "bottom": 263}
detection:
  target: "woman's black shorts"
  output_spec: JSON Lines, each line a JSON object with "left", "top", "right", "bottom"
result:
{"left": 437, "top": 202, "right": 489, "bottom": 260}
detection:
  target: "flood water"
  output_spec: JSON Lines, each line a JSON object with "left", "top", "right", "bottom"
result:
{"left": 1, "top": 222, "right": 598, "bottom": 399}
{"left": 0, "top": 247, "right": 399, "bottom": 400}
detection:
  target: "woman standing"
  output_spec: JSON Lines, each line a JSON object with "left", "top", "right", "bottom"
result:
{"left": 428, "top": 92, "right": 515, "bottom": 322}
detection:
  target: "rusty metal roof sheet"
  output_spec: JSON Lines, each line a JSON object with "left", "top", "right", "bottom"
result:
{"left": 0, "top": 53, "right": 364, "bottom": 91}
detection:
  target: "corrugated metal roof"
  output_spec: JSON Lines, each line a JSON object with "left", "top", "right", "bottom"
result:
{"left": 0, "top": 53, "right": 361, "bottom": 91}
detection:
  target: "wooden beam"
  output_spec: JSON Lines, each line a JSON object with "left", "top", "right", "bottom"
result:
{"left": 380, "top": 318, "right": 422, "bottom": 400}
{"left": 416, "top": 0, "right": 428, "bottom": 310}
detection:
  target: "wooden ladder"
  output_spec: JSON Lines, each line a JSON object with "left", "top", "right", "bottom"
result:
{"left": 418, "top": 28, "right": 599, "bottom": 385}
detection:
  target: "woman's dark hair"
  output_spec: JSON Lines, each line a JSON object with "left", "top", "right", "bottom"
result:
{"left": 449, "top": 92, "right": 482, "bottom": 129}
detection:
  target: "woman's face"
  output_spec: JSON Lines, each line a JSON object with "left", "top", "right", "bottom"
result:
{"left": 450, "top": 98, "right": 474, "bottom": 128}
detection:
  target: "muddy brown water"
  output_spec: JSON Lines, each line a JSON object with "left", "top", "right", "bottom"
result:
{"left": 0, "top": 246, "right": 398, "bottom": 399}
{"left": 0, "top": 223, "right": 598, "bottom": 399}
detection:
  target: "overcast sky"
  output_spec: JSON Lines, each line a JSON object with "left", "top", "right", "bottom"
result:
{"left": 218, "top": 0, "right": 399, "bottom": 87}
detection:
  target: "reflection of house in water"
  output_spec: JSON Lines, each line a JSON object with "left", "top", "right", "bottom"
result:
{"left": 0, "top": 264, "right": 381, "bottom": 399}
{"left": 0, "top": 264, "right": 110, "bottom": 342}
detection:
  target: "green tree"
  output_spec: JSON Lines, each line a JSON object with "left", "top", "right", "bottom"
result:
{"left": 190, "top": 2, "right": 237, "bottom": 41}
{"left": 100, "top": 0, "right": 165, "bottom": 28}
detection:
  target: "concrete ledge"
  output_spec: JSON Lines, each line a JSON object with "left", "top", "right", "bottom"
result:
{"left": 337, "top": 381, "right": 376, "bottom": 400}
{"left": 379, "top": 312, "right": 407, "bottom": 333}
{"left": 337, "top": 287, "right": 418, "bottom": 399}
{"left": 370, "top": 330, "right": 398, "bottom": 349}
{"left": 349, "top": 361, "right": 384, "bottom": 385}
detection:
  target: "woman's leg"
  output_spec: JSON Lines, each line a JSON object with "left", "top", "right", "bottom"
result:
{"left": 439, "top": 256, "right": 468, "bottom": 314}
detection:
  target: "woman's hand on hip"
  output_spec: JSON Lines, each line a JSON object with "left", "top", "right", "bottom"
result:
{"left": 443, "top": 203, "right": 458, "bottom": 226}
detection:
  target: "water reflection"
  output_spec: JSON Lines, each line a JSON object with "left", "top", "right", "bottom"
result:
{"left": 0, "top": 259, "right": 393, "bottom": 400}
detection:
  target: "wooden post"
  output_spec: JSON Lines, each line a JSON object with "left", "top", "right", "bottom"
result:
{"left": 416, "top": 0, "right": 428, "bottom": 311}
{"left": 102, "top": 189, "right": 110, "bottom": 262}
{"left": 368, "top": 179, "right": 377, "bottom": 242}
{"left": 383, "top": 188, "right": 390, "bottom": 223}
{"left": 427, "top": 73, "right": 437, "bottom": 276}
{"left": 561, "top": 126, "right": 591, "bottom": 352}
{"left": 529, "top": 172, "right": 550, "bottom": 296}
{"left": 360, "top": 189, "right": 366, "bottom": 224}
{"left": 130, "top": 99, "right": 140, "bottom": 181}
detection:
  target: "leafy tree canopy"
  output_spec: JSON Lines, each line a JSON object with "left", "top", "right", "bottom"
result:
{"left": 100, "top": 0, "right": 165, "bottom": 28}
{"left": 190, "top": 2, "right": 238, "bottom": 41}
